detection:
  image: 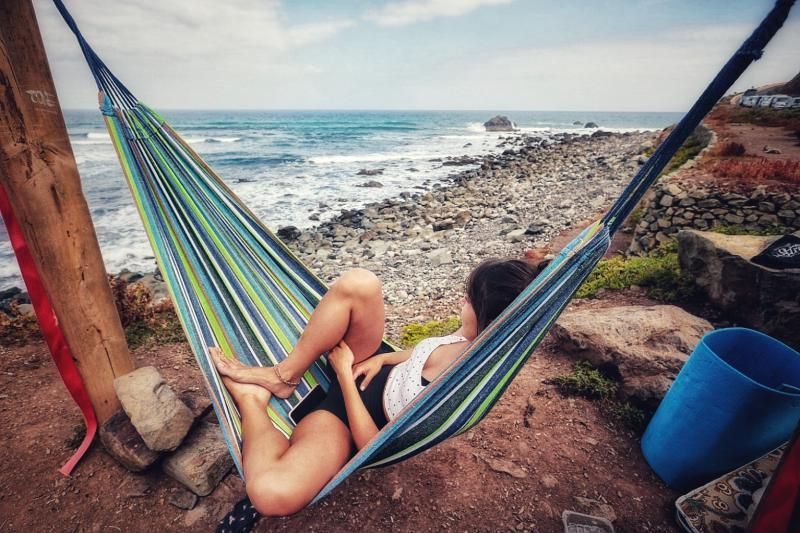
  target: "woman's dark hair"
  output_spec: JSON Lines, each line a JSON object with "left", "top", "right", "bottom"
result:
{"left": 465, "top": 258, "right": 547, "bottom": 333}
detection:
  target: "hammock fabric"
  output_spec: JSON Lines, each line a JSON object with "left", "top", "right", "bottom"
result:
{"left": 52, "top": 0, "right": 794, "bottom": 507}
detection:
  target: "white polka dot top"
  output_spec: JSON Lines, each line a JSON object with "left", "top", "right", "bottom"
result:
{"left": 382, "top": 334, "right": 468, "bottom": 421}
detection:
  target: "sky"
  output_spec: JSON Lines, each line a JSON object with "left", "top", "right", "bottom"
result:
{"left": 34, "top": 0, "right": 800, "bottom": 112}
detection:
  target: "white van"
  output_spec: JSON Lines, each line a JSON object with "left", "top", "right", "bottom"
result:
{"left": 791, "top": 97, "right": 800, "bottom": 108}
{"left": 740, "top": 95, "right": 760, "bottom": 107}
{"left": 757, "top": 96, "right": 775, "bottom": 107}
{"left": 770, "top": 95, "right": 792, "bottom": 109}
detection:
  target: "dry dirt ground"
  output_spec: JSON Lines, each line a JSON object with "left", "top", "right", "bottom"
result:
{"left": 0, "top": 291, "right": 682, "bottom": 533}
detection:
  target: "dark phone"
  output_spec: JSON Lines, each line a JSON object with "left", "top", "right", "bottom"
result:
{"left": 288, "top": 385, "right": 327, "bottom": 425}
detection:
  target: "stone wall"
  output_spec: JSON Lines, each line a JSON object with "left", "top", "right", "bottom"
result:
{"left": 630, "top": 178, "right": 800, "bottom": 254}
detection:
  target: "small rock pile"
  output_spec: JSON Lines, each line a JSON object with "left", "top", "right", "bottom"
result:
{"left": 100, "top": 366, "right": 232, "bottom": 510}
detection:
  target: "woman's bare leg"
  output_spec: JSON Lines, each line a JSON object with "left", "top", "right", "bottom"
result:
{"left": 214, "top": 268, "right": 385, "bottom": 397}
{"left": 223, "top": 376, "right": 352, "bottom": 516}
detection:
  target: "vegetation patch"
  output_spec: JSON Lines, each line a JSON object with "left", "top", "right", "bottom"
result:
{"left": 726, "top": 106, "right": 800, "bottom": 132}
{"left": 109, "top": 277, "right": 185, "bottom": 349}
{"left": 713, "top": 141, "right": 747, "bottom": 157}
{"left": 400, "top": 316, "right": 461, "bottom": 349}
{"left": 549, "top": 361, "right": 650, "bottom": 432}
{"left": 576, "top": 241, "right": 696, "bottom": 302}
{"left": 0, "top": 304, "right": 41, "bottom": 346}
{"left": 706, "top": 158, "right": 800, "bottom": 186}
{"left": 641, "top": 126, "right": 712, "bottom": 177}
{"left": 711, "top": 224, "right": 789, "bottom": 236}
{"left": 549, "top": 361, "right": 617, "bottom": 399}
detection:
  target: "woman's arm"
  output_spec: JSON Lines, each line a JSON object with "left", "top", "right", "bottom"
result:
{"left": 351, "top": 348, "right": 412, "bottom": 391}
{"left": 329, "top": 340, "right": 381, "bottom": 449}
{"left": 339, "top": 376, "right": 380, "bottom": 449}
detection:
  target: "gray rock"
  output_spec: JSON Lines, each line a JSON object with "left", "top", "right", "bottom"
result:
{"left": 169, "top": 488, "right": 199, "bottom": 510}
{"left": 356, "top": 168, "right": 384, "bottom": 176}
{"left": 356, "top": 180, "right": 384, "bottom": 188}
{"left": 484, "top": 115, "right": 516, "bottom": 132}
{"left": 114, "top": 366, "right": 194, "bottom": 452}
{"left": 277, "top": 226, "right": 301, "bottom": 241}
{"left": 428, "top": 249, "right": 453, "bottom": 266}
{"left": 506, "top": 229, "right": 527, "bottom": 242}
{"left": 552, "top": 305, "right": 713, "bottom": 402}
{"left": 162, "top": 422, "right": 233, "bottom": 496}
{"left": 677, "top": 230, "right": 800, "bottom": 349}
{"left": 584, "top": 122, "right": 599, "bottom": 129}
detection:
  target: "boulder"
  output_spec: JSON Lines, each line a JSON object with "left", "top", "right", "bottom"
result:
{"left": 276, "top": 226, "right": 301, "bottom": 242}
{"left": 162, "top": 422, "right": 233, "bottom": 496}
{"left": 552, "top": 305, "right": 713, "bottom": 402}
{"left": 428, "top": 249, "right": 453, "bottom": 267}
{"left": 677, "top": 229, "right": 800, "bottom": 349}
{"left": 356, "top": 168, "right": 384, "bottom": 176}
{"left": 114, "top": 366, "right": 194, "bottom": 452}
{"left": 584, "top": 122, "right": 599, "bottom": 128}
{"left": 356, "top": 180, "right": 383, "bottom": 188}
{"left": 484, "top": 115, "right": 516, "bottom": 132}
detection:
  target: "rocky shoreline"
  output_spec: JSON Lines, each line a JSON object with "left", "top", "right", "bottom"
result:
{"left": 282, "top": 130, "right": 656, "bottom": 337}
{"left": 1, "top": 130, "right": 657, "bottom": 339}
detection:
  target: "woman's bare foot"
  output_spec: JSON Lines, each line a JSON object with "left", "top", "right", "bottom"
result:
{"left": 210, "top": 347, "right": 298, "bottom": 399}
{"left": 221, "top": 376, "right": 271, "bottom": 408}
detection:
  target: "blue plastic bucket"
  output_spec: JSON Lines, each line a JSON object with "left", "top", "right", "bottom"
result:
{"left": 641, "top": 327, "right": 800, "bottom": 491}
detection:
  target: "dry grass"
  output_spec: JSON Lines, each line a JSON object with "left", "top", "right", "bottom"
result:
{"left": 705, "top": 157, "right": 800, "bottom": 185}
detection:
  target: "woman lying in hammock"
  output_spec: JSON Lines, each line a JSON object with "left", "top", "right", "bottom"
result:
{"left": 211, "top": 258, "right": 545, "bottom": 516}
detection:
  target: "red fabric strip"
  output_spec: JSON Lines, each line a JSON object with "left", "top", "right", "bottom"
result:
{"left": 749, "top": 424, "right": 800, "bottom": 533}
{"left": 0, "top": 182, "right": 97, "bottom": 476}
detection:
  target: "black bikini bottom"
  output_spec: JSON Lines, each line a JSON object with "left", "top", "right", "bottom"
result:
{"left": 309, "top": 363, "right": 394, "bottom": 430}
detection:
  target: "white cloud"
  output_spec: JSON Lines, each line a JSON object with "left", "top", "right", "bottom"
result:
{"left": 394, "top": 21, "right": 800, "bottom": 111}
{"left": 364, "top": 0, "right": 514, "bottom": 27}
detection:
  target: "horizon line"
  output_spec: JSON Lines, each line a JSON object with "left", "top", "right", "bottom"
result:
{"left": 62, "top": 107, "right": 687, "bottom": 114}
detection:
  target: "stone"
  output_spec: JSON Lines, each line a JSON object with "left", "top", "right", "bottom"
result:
{"left": 724, "top": 213, "right": 745, "bottom": 224}
{"left": 574, "top": 497, "right": 617, "bottom": 523}
{"left": 552, "top": 305, "right": 713, "bottom": 402}
{"left": 428, "top": 249, "right": 453, "bottom": 266}
{"left": 433, "top": 219, "right": 455, "bottom": 232}
{"left": 356, "top": 180, "right": 383, "bottom": 188}
{"left": 276, "top": 226, "right": 301, "bottom": 241}
{"left": 525, "top": 224, "right": 545, "bottom": 235}
{"left": 114, "top": 366, "right": 194, "bottom": 452}
{"left": 506, "top": 229, "right": 527, "bottom": 242}
{"left": 356, "top": 168, "right": 384, "bottom": 176}
{"left": 169, "top": 488, "right": 199, "bottom": 510}
{"left": 659, "top": 195, "right": 674, "bottom": 207}
{"left": 541, "top": 474, "right": 558, "bottom": 489}
{"left": 677, "top": 230, "right": 800, "bottom": 349}
{"left": 179, "top": 391, "right": 213, "bottom": 420}
{"left": 454, "top": 210, "right": 472, "bottom": 226}
{"left": 483, "top": 456, "right": 528, "bottom": 478}
{"left": 484, "top": 115, "right": 516, "bottom": 132}
{"left": 163, "top": 422, "right": 234, "bottom": 496}
{"left": 584, "top": 122, "right": 599, "bottom": 129}
{"left": 99, "top": 410, "right": 162, "bottom": 472}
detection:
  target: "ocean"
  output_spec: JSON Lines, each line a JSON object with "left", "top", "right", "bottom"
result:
{"left": 0, "top": 110, "right": 682, "bottom": 291}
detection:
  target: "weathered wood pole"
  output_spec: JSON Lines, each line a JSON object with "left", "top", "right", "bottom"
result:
{"left": 0, "top": 0, "right": 134, "bottom": 422}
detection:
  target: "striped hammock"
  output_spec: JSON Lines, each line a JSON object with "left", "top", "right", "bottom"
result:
{"left": 53, "top": 0, "right": 793, "bottom": 503}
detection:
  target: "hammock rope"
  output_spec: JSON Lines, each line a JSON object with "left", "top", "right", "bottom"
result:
{"left": 51, "top": 0, "right": 794, "bottom": 504}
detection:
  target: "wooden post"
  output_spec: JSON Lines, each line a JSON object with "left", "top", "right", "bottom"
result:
{"left": 0, "top": 0, "right": 134, "bottom": 422}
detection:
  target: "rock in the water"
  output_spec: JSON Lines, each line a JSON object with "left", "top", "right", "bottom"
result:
{"left": 162, "top": 422, "right": 233, "bottom": 496}
{"left": 584, "top": 122, "right": 599, "bottom": 128}
{"left": 677, "top": 229, "right": 800, "bottom": 349}
{"left": 428, "top": 249, "right": 453, "bottom": 266}
{"left": 99, "top": 410, "right": 162, "bottom": 471}
{"left": 356, "top": 168, "right": 384, "bottom": 176}
{"left": 356, "top": 180, "right": 384, "bottom": 188}
{"left": 484, "top": 115, "right": 516, "bottom": 132}
{"left": 277, "top": 226, "right": 301, "bottom": 241}
{"left": 552, "top": 305, "right": 713, "bottom": 402}
{"left": 114, "top": 366, "right": 194, "bottom": 452}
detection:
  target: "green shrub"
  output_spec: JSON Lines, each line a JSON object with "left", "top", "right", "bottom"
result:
{"left": 576, "top": 241, "right": 695, "bottom": 302}
{"left": 548, "top": 361, "right": 618, "bottom": 399}
{"left": 400, "top": 316, "right": 461, "bottom": 349}
{"left": 604, "top": 401, "right": 648, "bottom": 432}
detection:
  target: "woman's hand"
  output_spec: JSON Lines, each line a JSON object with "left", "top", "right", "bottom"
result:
{"left": 328, "top": 340, "right": 355, "bottom": 380}
{"left": 352, "top": 356, "right": 384, "bottom": 391}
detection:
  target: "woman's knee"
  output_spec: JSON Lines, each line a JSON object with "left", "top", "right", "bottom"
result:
{"left": 246, "top": 473, "right": 308, "bottom": 517}
{"left": 332, "top": 268, "right": 381, "bottom": 300}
